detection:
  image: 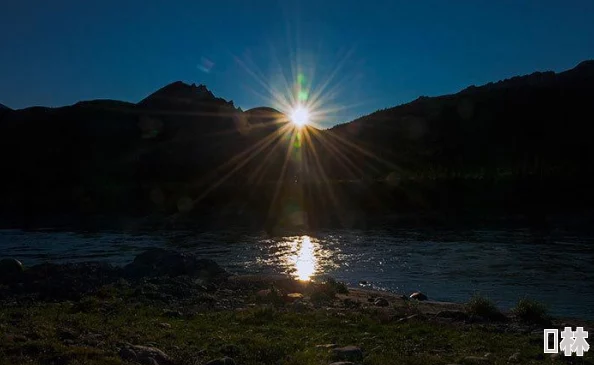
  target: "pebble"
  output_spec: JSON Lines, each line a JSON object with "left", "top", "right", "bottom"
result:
{"left": 374, "top": 297, "right": 389, "bottom": 307}
{"left": 397, "top": 314, "right": 419, "bottom": 322}
{"left": 461, "top": 356, "right": 488, "bottom": 363}
{"left": 316, "top": 344, "right": 338, "bottom": 349}
{"left": 333, "top": 346, "right": 363, "bottom": 361}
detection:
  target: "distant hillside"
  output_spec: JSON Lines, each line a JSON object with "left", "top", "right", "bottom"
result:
{"left": 329, "top": 60, "right": 594, "bottom": 180}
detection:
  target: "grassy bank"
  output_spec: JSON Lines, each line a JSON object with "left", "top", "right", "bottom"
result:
{"left": 2, "top": 280, "right": 591, "bottom": 365}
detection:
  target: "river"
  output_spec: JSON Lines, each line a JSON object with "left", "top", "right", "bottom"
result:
{"left": 1, "top": 228, "right": 593, "bottom": 319}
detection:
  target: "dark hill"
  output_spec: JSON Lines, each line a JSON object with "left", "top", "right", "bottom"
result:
{"left": 2, "top": 61, "right": 594, "bottom": 230}
{"left": 330, "top": 60, "right": 594, "bottom": 179}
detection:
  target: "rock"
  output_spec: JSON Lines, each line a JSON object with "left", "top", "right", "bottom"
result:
{"left": 343, "top": 298, "right": 359, "bottom": 308}
{"left": 256, "top": 289, "right": 272, "bottom": 297}
{"left": 359, "top": 280, "right": 371, "bottom": 288}
{"left": 220, "top": 344, "right": 240, "bottom": 356}
{"left": 129, "top": 345, "right": 174, "bottom": 365}
{"left": 290, "top": 299, "right": 310, "bottom": 313}
{"left": 397, "top": 314, "right": 419, "bottom": 322}
{"left": 125, "top": 248, "right": 227, "bottom": 280}
{"left": 142, "top": 357, "right": 159, "bottom": 365}
{"left": 57, "top": 328, "right": 78, "bottom": 340}
{"left": 12, "top": 334, "right": 28, "bottom": 342}
{"left": 409, "top": 291, "right": 427, "bottom": 301}
{"left": 163, "top": 309, "right": 183, "bottom": 318}
{"left": 508, "top": 352, "right": 521, "bottom": 362}
{"left": 286, "top": 292, "right": 304, "bottom": 302}
{"left": 374, "top": 297, "right": 389, "bottom": 307}
{"left": 205, "top": 357, "right": 236, "bottom": 365}
{"left": 119, "top": 347, "right": 137, "bottom": 361}
{"left": 329, "top": 362, "right": 355, "bottom": 365}
{"left": 0, "top": 258, "right": 24, "bottom": 277}
{"left": 158, "top": 322, "right": 171, "bottom": 329}
{"left": 333, "top": 346, "right": 363, "bottom": 361}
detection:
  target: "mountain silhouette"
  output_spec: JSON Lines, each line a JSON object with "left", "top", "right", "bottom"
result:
{"left": 1, "top": 61, "right": 594, "bottom": 229}
{"left": 330, "top": 60, "right": 594, "bottom": 179}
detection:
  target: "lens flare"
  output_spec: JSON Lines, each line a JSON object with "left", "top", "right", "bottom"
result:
{"left": 290, "top": 105, "right": 309, "bottom": 127}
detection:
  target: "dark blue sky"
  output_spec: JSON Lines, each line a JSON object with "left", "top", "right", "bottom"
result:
{"left": 2, "top": 0, "right": 593, "bottom": 127}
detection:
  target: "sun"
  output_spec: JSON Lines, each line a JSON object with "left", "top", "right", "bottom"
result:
{"left": 290, "top": 105, "right": 309, "bottom": 127}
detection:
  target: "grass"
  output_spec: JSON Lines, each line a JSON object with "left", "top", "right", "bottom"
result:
{"left": 513, "top": 297, "right": 550, "bottom": 324}
{"left": 1, "top": 296, "right": 588, "bottom": 365}
{"left": 0, "top": 278, "right": 590, "bottom": 365}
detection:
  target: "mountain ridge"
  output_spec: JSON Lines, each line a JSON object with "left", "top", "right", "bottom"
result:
{"left": 333, "top": 59, "right": 594, "bottom": 130}
{"left": 1, "top": 60, "right": 594, "bottom": 229}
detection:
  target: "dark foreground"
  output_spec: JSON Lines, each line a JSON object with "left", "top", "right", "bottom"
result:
{"left": 1, "top": 250, "right": 592, "bottom": 365}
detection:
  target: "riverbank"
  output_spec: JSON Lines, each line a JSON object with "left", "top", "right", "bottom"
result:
{"left": 1, "top": 251, "right": 592, "bottom": 364}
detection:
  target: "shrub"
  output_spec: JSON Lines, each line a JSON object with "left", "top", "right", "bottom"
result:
{"left": 310, "top": 291, "right": 333, "bottom": 306}
{"left": 466, "top": 294, "right": 504, "bottom": 321}
{"left": 255, "top": 287, "right": 285, "bottom": 307}
{"left": 321, "top": 276, "right": 349, "bottom": 295}
{"left": 513, "top": 297, "right": 549, "bottom": 324}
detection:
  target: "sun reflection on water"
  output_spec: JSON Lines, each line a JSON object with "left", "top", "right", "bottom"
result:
{"left": 291, "top": 235, "right": 317, "bottom": 281}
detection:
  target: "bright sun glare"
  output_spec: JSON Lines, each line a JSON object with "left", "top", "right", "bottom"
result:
{"left": 290, "top": 105, "right": 309, "bottom": 127}
{"left": 292, "top": 236, "right": 316, "bottom": 281}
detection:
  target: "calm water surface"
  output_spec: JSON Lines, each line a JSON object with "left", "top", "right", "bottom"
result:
{"left": 1, "top": 228, "right": 593, "bottom": 319}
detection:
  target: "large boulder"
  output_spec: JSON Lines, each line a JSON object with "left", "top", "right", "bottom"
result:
{"left": 124, "top": 248, "right": 227, "bottom": 280}
{"left": 409, "top": 291, "right": 428, "bottom": 301}
{"left": 0, "top": 258, "right": 24, "bottom": 280}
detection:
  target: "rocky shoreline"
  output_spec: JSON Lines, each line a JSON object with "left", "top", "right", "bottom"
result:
{"left": 1, "top": 250, "right": 592, "bottom": 364}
